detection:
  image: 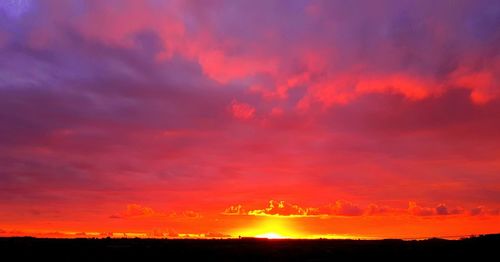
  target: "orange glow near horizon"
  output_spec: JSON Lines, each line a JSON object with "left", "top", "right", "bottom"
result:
{"left": 231, "top": 217, "right": 303, "bottom": 239}
{"left": 255, "top": 233, "right": 286, "bottom": 239}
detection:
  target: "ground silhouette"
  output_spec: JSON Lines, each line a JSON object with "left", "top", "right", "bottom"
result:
{"left": 0, "top": 234, "right": 498, "bottom": 261}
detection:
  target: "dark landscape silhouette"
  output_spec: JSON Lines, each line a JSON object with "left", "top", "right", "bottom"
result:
{"left": 1, "top": 234, "right": 499, "bottom": 261}
{"left": 1, "top": 1, "right": 500, "bottom": 260}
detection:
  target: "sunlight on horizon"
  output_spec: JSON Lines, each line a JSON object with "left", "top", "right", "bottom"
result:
{"left": 228, "top": 217, "right": 367, "bottom": 240}
{"left": 232, "top": 217, "right": 302, "bottom": 239}
{"left": 255, "top": 233, "right": 286, "bottom": 239}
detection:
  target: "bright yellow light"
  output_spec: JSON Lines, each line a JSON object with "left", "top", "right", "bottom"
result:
{"left": 232, "top": 217, "right": 302, "bottom": 239}
{"left": 255, "top": 232, "right": 285, "bottom": 239}
{"left": 230, "top": 216, "right": 370, "bottom": 239}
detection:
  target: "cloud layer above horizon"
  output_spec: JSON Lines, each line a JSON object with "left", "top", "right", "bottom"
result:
{"left": 0, "top": 0, "right": 499, "bottom": 237}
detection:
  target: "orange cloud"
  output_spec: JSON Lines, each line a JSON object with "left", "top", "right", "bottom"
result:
{"left": 224, "top": 200, "right": 495, "bottom": 218}
{"left": 222, "top": 204, "right": 246, "bottom": 215}
{"left": 226, "top": 200, "right": 381, "bottom": 217}
{"left": 170, "top": 210, "right": 202, "bottom": 219}
{"left": 120, "top": 204, "right": 158, "bottom": 218}
{"left": 247, "top": 200, "right": 319, "bottom": 217}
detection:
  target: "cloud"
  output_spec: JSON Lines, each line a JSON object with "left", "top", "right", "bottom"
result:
{"left": 470, "top": 206, "right": 485, "bottom": 216}
{"left": 170, "top": 210, "right": 202, "bottom": 219}
{"left": 144, "top": 229, "right": 180, "bottom": 238}
{"left": 222, "top": 204, "right": 246, "bottom": 215}
{"left": 435, "top": 204, "right": 449, "bottom": 215}
{"left": 225, "top": 200, "right": 486, "bottom": 218}
{"left": 408, "top": 201, "right": 438, "bottom": 216}
{"left": 326, "top": 200, "right": 364, "bottom": 216}
{"left": 230, "top": 99, "right": 256, "bottom": 120}
{"left": 450, "top": 67, "right": 499, "bottom": 104}
{"left": 111, "top": 204, "right": 202, "bottom": 219}
{"left": 205, "top": 232, "right": 231, "bottom": 238}
{"left": 198, "top": 50, "right": 277, "bottom": 84}
{"left": 365, "top": 204, "right": 396, "bottom": 215}
{"left": 247, "top": 200, "right": 318, "bottom": 217}
{"left": 409, "top": 202, "right": 465, "bottom": 216}
{"left": 226, "top": 200, "right": 383, "bottom": 217}
{"left": 0, "top": 0, "right": 32, "bottom": 18}
{"left": 111, "top": 204, "right": 159, "bottom": 218}
{"left": 469, "top": 206, "right": 500, "bottom": 216}
{"left": 99, "top": 232, "right": 113, "bottom": 237}
{"left": 125, "top": 204, "right": 157, "bottom": 217}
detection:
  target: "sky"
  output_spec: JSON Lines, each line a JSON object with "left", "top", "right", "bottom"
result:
{"left": 0, "top": 0, "right": 499, "bottom": 239}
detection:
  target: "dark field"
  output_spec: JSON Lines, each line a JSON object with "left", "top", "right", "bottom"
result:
{"left": 1, "top": 234, "right": 499, "bottom": 261}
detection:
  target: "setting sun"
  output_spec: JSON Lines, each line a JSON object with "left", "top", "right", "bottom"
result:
{"left": 231, "top": 217, "right": 305, "bottom": 239}
{"left": 255, "top": 233, "right": 286, "bottom": 239}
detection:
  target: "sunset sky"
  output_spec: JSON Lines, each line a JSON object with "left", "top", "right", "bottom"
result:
{"left": 1, "top": 0, "right": 500, "bottom": 239}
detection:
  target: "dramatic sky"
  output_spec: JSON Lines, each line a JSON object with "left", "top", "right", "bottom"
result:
{"left": 1, "top": 0, "right": 500, "bottom": 239}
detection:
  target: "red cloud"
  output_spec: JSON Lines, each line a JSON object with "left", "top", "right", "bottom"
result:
{"left": 408, "top": 202, "right": 465, "bottom": 216}
{"left": 230, "top": 99, "right": 256, "bottom": 120}
{"left": 198, "top": 50, "right": 277, "bottom": 84}
{"left": 298, "top": 73, "right": 440, "bottom": 109}
{"left": 108, "top": 204, "right": 160, "bottom": 219}
{"left": 408, "top": 201, "right": 438, "bottom": 216}
{"left": 326, "top": 200, "right": 364, "bottom": 216}
{"left": 450, "top": 67, "right": 499, "bottom": 104}
{"left": 111, "top": 204, "right": 201, "bottom": 219}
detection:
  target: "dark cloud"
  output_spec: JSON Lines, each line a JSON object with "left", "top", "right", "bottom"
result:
{"left": 436, "top": 204, "right": 449, "bottom": 215}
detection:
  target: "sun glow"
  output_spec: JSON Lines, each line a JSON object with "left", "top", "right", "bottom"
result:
{"left": 255, "top": 232, "right": 286, "bottom": 239}
{"left": 232, "top": 217, "right": 304, "bottom": 239}
{"left": 229, "top": 216, "right": 374, "bottom": 240}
